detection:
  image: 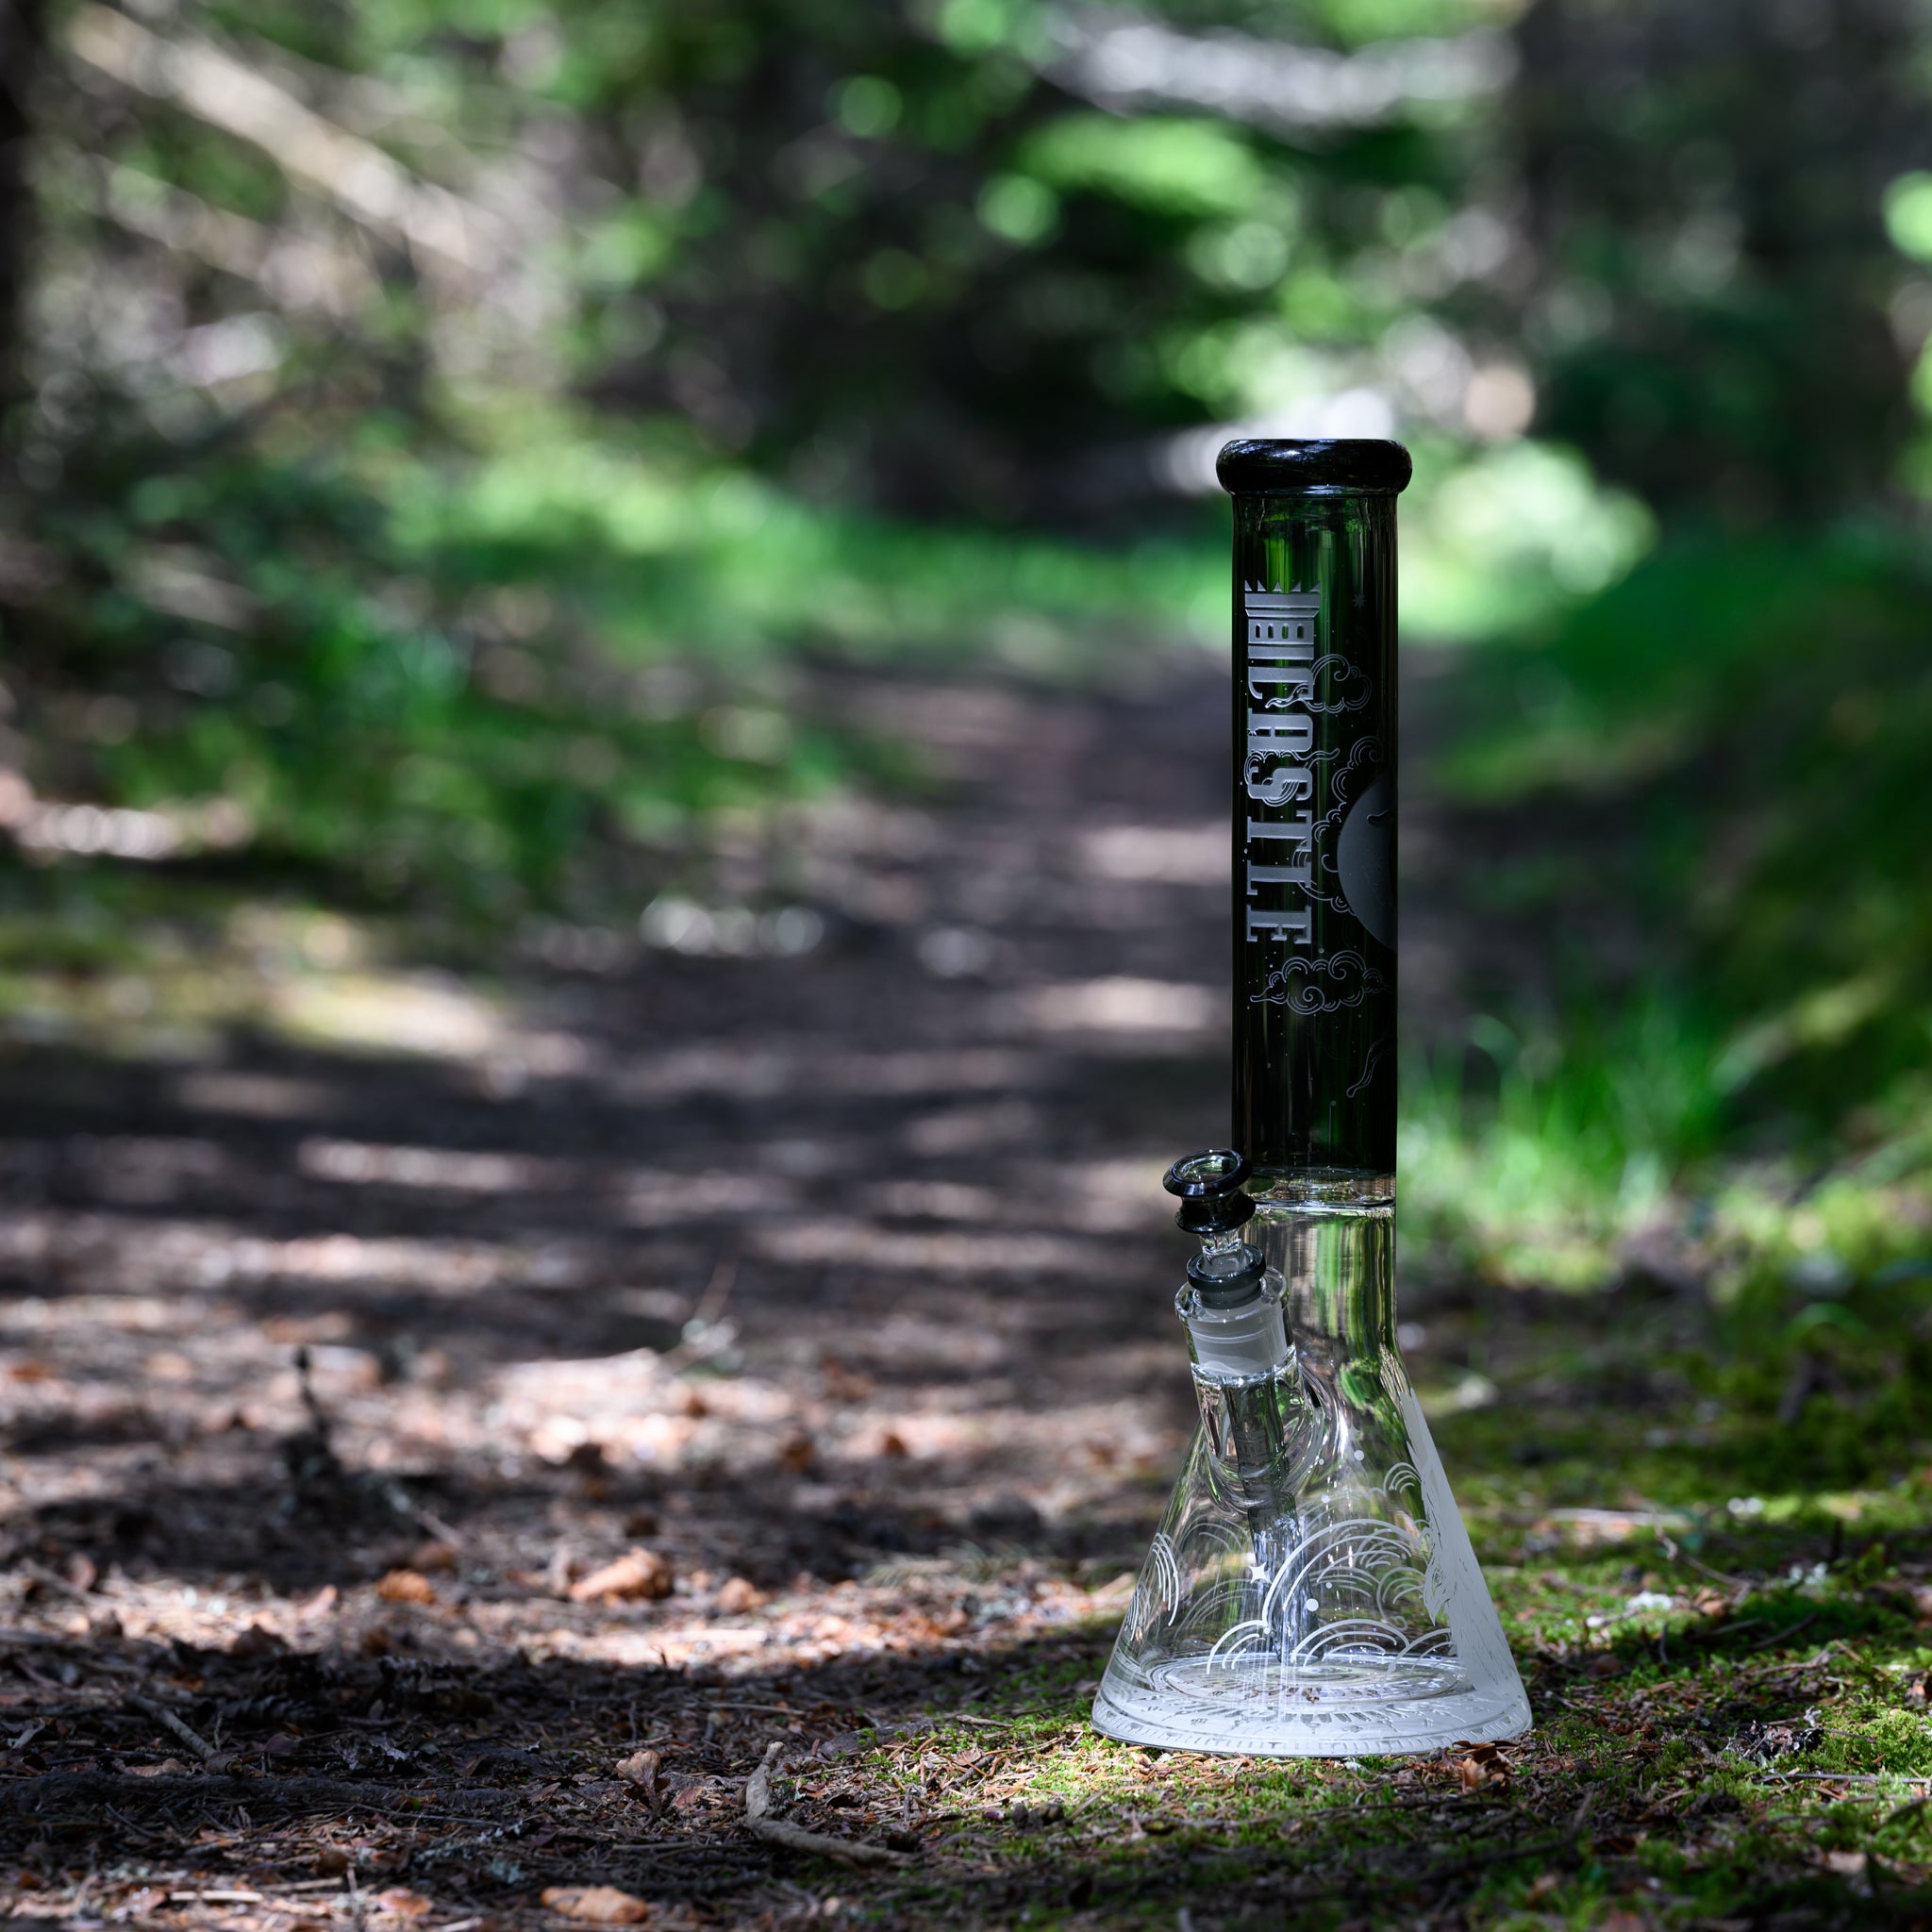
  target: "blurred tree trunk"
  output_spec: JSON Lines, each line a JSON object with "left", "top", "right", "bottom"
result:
{"left": 0, "top": 0, "right": 44, "bottom": 428}
{"left": 1514, "top": 0, "right": 1916, "bottom": 525}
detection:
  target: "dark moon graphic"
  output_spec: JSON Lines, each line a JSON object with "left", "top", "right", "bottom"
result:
{"left": 1335, "top": 771, "right": 1394, "bottom": 950}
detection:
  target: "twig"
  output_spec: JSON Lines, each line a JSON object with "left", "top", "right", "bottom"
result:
{"left": 1657, "top": 1533, "right": 1752, "bottom": 1591}
{"left": 663, "top": 1255, "right": 739, "bottom": 1369}
{"left": 406, "top": 1499, "right": 466, "bottom": 1551}
{"left": 66, "top": 4, "right": 505, "bottom": 275}
{"left": 127, "top": 1693, "right": 221, "bottom": 1765}
{"left": 743, "top": 1740, "right": 910, "bottom": 1868}
{"left": 1743, "top": 1611, "right": 1820, "bottom": 1653}
{"left": 1725, "top": 1640, "right": 1841, "bottom": 1683}
{"left": 17, "top": 1561, "right": 107, "bottom": 1607}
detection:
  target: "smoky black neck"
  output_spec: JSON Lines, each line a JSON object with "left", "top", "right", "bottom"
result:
{"left": 1224, "top": 455, "right": 1405, "bottom": 1183}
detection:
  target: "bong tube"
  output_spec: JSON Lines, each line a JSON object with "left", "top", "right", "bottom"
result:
{"left": 1170, "top": 441, "right": 1411, "bottom": 1576}
{"left": 1218, "top": 438, "right": 1408, "bottom": 1194}
{"left": 1093, "top": 442, "right": 1533, "bottom": 1750}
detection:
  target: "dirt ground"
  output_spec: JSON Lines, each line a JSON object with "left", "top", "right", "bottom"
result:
{"left": 0, "top": 657, "right": 1249, "bottom": 1925}
{"left": 0, "top": 656, "right": 1911, "bottom": 1930}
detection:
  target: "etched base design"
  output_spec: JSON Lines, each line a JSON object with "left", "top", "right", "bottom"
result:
{"left": 1092, "top": 1656, "right": 1530, "bottom": 1757}
{"left": 1091, "top": 1363, "right": 1533, "bottom": 1758}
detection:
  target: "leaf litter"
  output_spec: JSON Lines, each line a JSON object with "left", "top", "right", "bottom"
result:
{"left": 0, "top": 666, "right": 1927, "bottom": 1925}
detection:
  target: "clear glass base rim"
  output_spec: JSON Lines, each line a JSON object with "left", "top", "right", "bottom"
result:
{"left": 1091, "top": 1669, "right": 1532, "bottom": 1758}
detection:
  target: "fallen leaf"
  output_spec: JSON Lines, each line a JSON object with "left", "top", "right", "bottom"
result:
{"left": 819, "top": 1356, "right": 874, "bottom": 1404}
{"left": 716, "top": 1575, "right": 768, "bottom": 1614}
{"left": 408, "top": 1540, "right": 459, "bottom": 1574}
{"left": 777, "top": 1432, "right": 817, "bottom": 1474}
{"left": 1600, "top": 1910, "right": 1649, "bottom": 1932}
{"left": 128, "top": 1757, "right": 190, "bottom": 1777}
{"left": 315, "top": 1847, "right": 353, "bottom": 1876}
{"left": 878, "top": 1430, "right": 910, "bottom": 1459}
{"left": 1823, "top": 1849, "right": 1868, "bottom": 1878}
{"left": 1595, "top": 1834, "right": 1640, "bottom": 1854}
{"left": 375, "top": 1569, "right": 436, "bottom": 1606}
{"left": 1525, "top": 1874, "right": 1561, "bottom": 1904}
{"left": 896, "top": 1611, "right": 952, "bottom": 1643}
{"left": 541, "top": 1883, "right": 651, "bottom": 1924}
{"left": 1448, "top": 1740, "right": 1511, "bottom": 1791}
{"left": 570, "top": 1547, "right": 674, "bottom": 1603}
{"left": 615, "top": 1748, "right": 661, "bottom": 1810}
{"left": 374, "top": 1889, "right": 432, "bottom": 1919}
{"left": 1588, "top": 1652, "right": 1625, "bottom": 1678}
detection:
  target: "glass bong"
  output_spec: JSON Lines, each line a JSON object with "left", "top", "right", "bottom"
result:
{"left": 1091, "top": 439, "right": 1530, "bottom": 1757}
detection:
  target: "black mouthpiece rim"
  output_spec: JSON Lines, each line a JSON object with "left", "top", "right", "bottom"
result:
{"left": 1164, "top": 1149, "right": 1252, "bottom": 1199}
{"left": 1216, "top": 438, "right": 1413, "bottom": 498}
{"left": 1164, "top": 1148, "right": 1257, "bottom": 1237}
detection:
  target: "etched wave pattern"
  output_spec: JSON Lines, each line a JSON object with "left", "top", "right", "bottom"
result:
{"left": 1095, "top": 1396, "right": 1530, "bottom": 1756}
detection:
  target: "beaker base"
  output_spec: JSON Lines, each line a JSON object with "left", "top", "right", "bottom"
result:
{"left": 1091, "top": 1657, "right": 1531, "bottom": 1757}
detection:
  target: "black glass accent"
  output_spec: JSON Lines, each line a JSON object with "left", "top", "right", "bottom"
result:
{"left": 1184, "top": 1244, "right": 1268, "bottom": 1307}
{"left": 1162, "top": 1149, "right": 1257, "bottom": 1237}
{"left": 1216, "top": 439, "right": 1412, "bottom": 498}
{"left": 1221, "top": 439, "right": 1406, "bottom": 1180}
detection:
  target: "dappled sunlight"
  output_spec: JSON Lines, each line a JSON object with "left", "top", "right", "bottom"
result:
{"left": 1008, "top": 976, "right": 1220, "bottom": 1038}
{"left": 0, "top": 0, "right": 1925, "bottom": 1910}
{"left": 266, "top": 974, "right": 510, "bottom": 1063}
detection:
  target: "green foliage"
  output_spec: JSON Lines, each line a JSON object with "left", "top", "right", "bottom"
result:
{"left": 1439, "top": 528, "right": 1932, "bottom": 1154}
{"left": 1516, "top": 0, "right": 1922, "bottom": 522}
{"left": 5, "top": 402, "right": 1223, "bottom": 916}
{"left": 1402, "top": 526, "right": 1932, "bottom": 1407}
{"left": 1017, "top": 115, "right": 1269, "bottom": 222}
{"left": 6, "top": 0, "right": 1531, "bottom": 920}
{"left": 6, "top": 0, "right": 1932, "bottom": 1356}
{"left": 1402, "top": 997, "right": 1724, "bottom": 1291}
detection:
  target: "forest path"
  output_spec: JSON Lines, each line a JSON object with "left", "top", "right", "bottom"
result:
{"left": 0, "top": 655, "right": 1729, "bottom": 1929}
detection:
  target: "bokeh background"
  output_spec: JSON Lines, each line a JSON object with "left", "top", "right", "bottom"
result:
{"left": 6, "top": 0, "right": 1930, "bottom": 1357}
{"left": 2, "top": 0, "right": 1932, "bottom": 1920}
